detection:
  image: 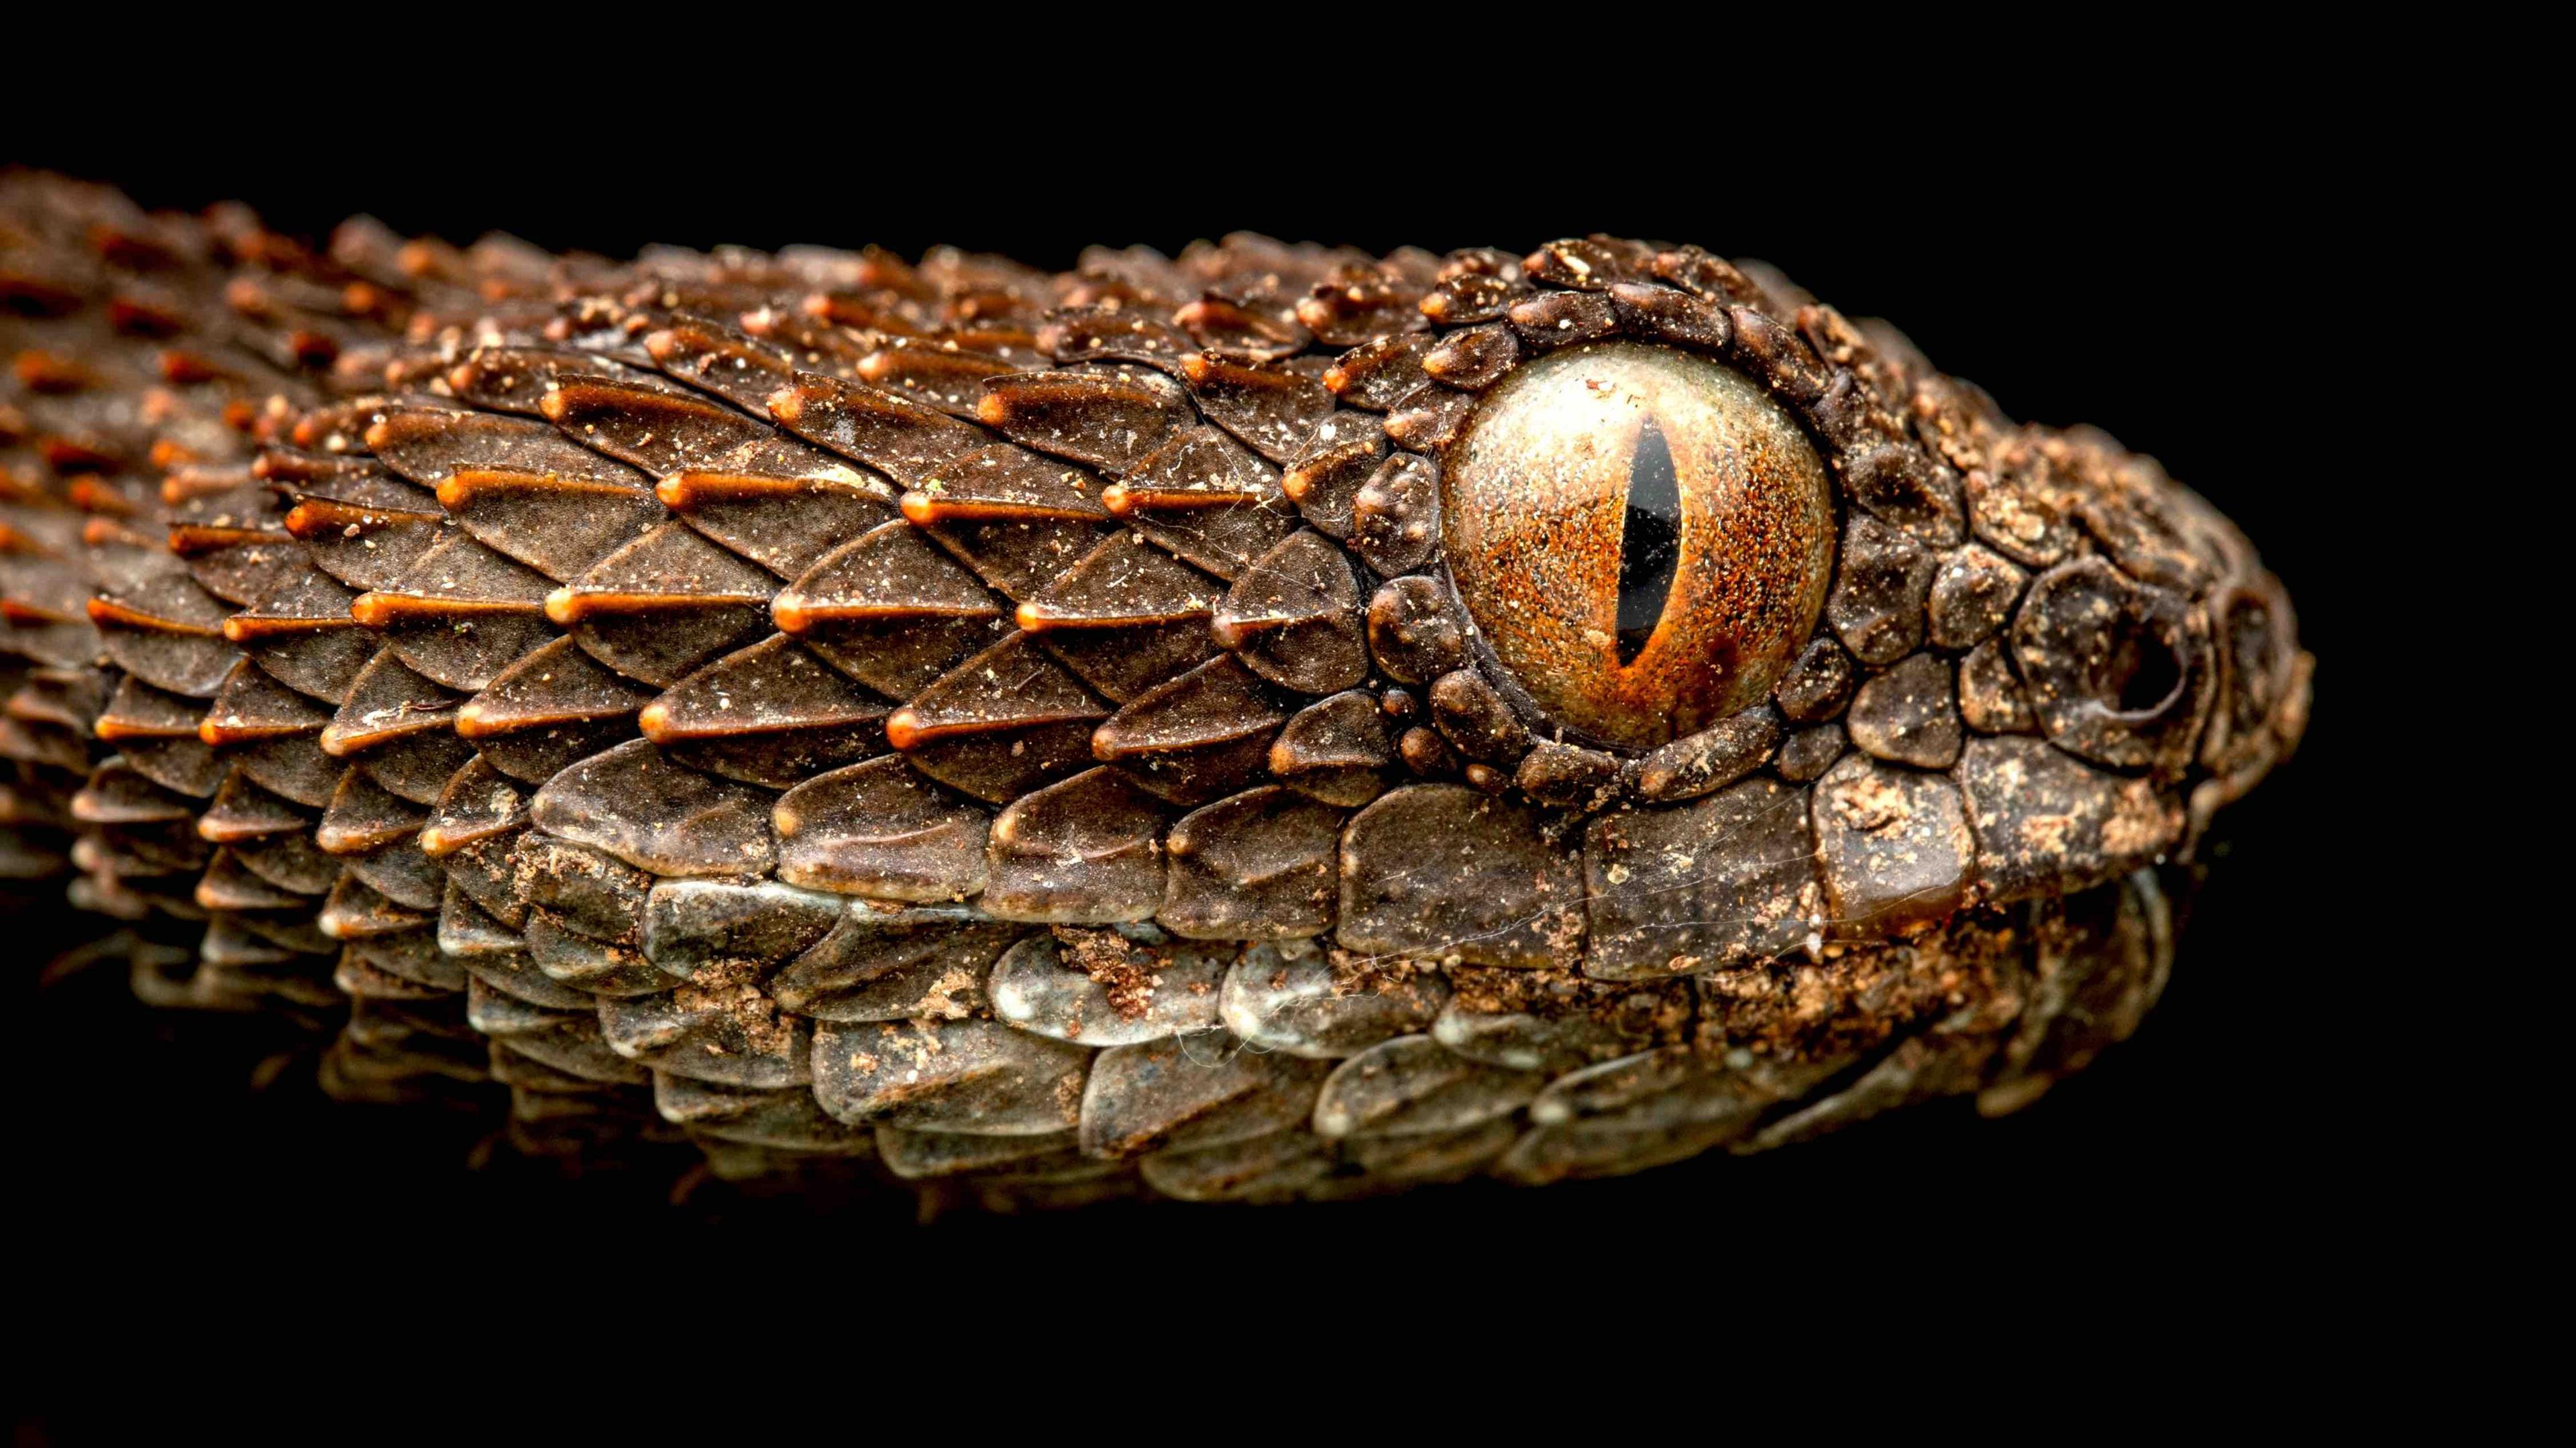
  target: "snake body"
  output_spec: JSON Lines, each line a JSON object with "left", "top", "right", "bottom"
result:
{"left": 1, "top": 172, "right": 2310, "bottom": 1207}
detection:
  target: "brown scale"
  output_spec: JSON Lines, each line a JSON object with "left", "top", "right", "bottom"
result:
{"left": 335, "top": 254, "right": 851, "bottom": 1144}
{"left": 5, "top": 180, "right": 321, "bottom": 1003}
{"left": 7, "top": 174, "right": 2311, "bottom": 1205}
{"left": 7, "top": 179, "right": 655, "bottom": 1138}
{"left": 305, "top": 373, "right": 678, "bottom": 1126}
{"left": 223, "top": 423, "right": 474, "bottom": 1062}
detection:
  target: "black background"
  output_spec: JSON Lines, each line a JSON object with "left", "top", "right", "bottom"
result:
{"left": 13, "top": 110, "right": 2424, "bottom": 1408}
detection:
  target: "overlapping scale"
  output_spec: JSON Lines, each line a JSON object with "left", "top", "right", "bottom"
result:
{"left": 7, "top": 172, "right": 2304, "bottom": 1206}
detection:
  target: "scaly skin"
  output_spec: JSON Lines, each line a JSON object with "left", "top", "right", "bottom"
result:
{"left": 1, "top": 172, "right": 2309, "bottom": 1207}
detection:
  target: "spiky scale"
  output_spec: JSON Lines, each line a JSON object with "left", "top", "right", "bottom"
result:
{"left": 3, "top": 174, "right": 2307, "bottom": 1207}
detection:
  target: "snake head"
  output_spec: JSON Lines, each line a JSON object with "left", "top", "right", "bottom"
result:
{"left": 1104, "top": 236, "right": 2315, "bottom": 978}
{"left": 307, "top": 231, "right": 2313, "bottom": 974}
{"left": 2, "top": 186, "right": 2314, "bottom": 1192}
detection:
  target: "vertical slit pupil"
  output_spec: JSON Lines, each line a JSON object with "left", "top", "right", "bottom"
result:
{"left": 1615, "top": 416, "right": 1681, "bottom": 667}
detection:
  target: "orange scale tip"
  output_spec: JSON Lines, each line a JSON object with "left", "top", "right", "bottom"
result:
{"left": 360, "top": 420, "right": 394, "bottom": 453}
{"left": 280, "top": 502, "right": 332, "bottom": 537}
{"left": 535, "top": 390, "right": 570, "bottom": 423}
{"left": 0, "top": 599, "right": 72, "bottom": 626}
{"left": 205, "top": 719, "right": 311, "bottom": 747}
{"left": 642, "top": 329, "right": 681, "bottom": 361}
{"left": 898, "top": 491, "right": 940, "bottom": 526}
{"left": 771, "top": 597, "right": 814, "bottom": 635}
{"left": 1320, "top": 366, "right": 1350, "bottom": 395}
{"left": 451, "top": 702, "right": 492, "bottom": 739}
{"left": 68, "top": 480, "right": 138, "bottom": 518}
{"left": 43, "top": 442, "right": 121, "bottom": 475}
{"left": 637, "top": 701, "right": 672, "bottom": 741}
{"left": 883, "top": 708, "right": 924, "bottom": 751}
{"left": 13, "top": 351, "right": 89, "bottom": 392}
{"left": 172, "top": 524, "right": 281, "bottom": 557}
{"left": 1177, "top": 354, "right": 1216, "bottom": 384}
{"left": 542, "top": 590, "right": 581, "bottom": 626}
{"left": 766, "top": 388, "right": 804, "bottom": 424}
{"left": 1098, "top": 484, "right": 1136, "bottom": 516}
{"left": 653, "top": 476, "right": 688, "bottom": 509}
{"left": 347, "top": 594, "right": 396, "bottom": 628}
{"left": 972, "top": 394, "right": 1008, "bottom": 427}
{"left": 160, "top": 470, "right": 234, "bottom": 506}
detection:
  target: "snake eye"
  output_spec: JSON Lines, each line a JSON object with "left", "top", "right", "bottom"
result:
{"left": 1441, "top": 342, "right": 1835, "bottom": 748}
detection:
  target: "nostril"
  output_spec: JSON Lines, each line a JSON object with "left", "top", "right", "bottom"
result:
{"left": 2108, "top": 624, "right": 2185, "bottom": 716}
{"left": 2012, "top": 556, "right": 2210, "bottom": 773}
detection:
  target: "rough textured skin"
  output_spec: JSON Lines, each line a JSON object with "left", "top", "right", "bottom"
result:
{"left": 2, "top": 173, "right": 2310, "bottom": 1207}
